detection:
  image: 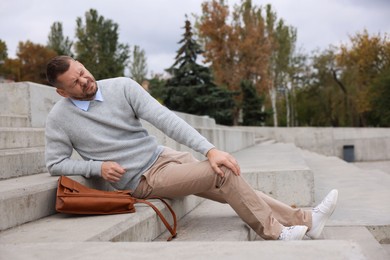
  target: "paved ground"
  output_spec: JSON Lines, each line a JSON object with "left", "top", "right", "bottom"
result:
{"left": 353, "top": 160, "right": 390, "bottom": 175}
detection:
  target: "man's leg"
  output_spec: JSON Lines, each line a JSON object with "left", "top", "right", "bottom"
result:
{"left": 196, "top": 189, "right": 312, "bottom": 229}
{"left": 133, "top": 148, "right": 287, "bottom": 239}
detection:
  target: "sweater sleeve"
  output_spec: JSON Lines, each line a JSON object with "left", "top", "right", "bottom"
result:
{"left": 123, "top": 78, "right": 215, "bottom": 155}
{"left": 45, "top": 115, "right": 102, "bottom": 178}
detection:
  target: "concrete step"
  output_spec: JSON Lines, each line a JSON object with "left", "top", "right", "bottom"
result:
{"left": 0, "top": 147, "right": 46, "bottom": 180}
{"left": 0, "top": 127, "right": 45, "bottom": 149}
{"left": 0, "top": 241, "right": 367, "bottom": 260}
{"left": 0, "top": 173, "right": 112, "bottom": 231}
{"left": 0, "top": 143, "right": 314, "bottom": 232}
{"left": 301, "top": 149, "right": 390, "bottom": 249}
{"left": 154, "top": 200, "right": 248, "bottom": 242}
{"left": 0, "top": 195, "right": 203, "bottom": 243}
{"left": 301, "top": 150, "right": 390, "bottom": 227}
{"left": 233, "top": 143, "right": 314, "bottom": 207}
{"left": 0, "top": 115, "right": 29, "bottom": 127}
{"left": 322, "top": 226, "right": 390, "bottom": 260}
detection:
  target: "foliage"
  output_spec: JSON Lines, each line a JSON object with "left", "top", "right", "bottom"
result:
{"left": 198, "top": 0, "right": 297, "bottom": 125}
{"left": 294, "top": 30, "right": 390, "bottom": 127}
{"left": 1, "top": 41, "right": 57, "bottom": 83}
{"left": 370, "top": 67, "right": 390, "bottom": 126}
{"left": 129, "top": 45, "right": 148, "bottom": 84}
{"left": 0, "top": 39, "right": 7, "bottom": 62}
{"left": 75, "top": 9, "right": 130, "bottom": 80}
{"left": 240, "top": 80, "right": 267, "bottom": 126}
{"left": 47, "top": 22, "right": 73, "bottom": 56}
{"left": 164, "top": 16, "right": 236, "bottom": 125}
{"left": 148, "top": 73, "right": 167, "bottom": 103}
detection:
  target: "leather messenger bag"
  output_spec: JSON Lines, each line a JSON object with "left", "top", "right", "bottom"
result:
{"left": 55, "top": 175, "right": 177, "bottom": 241}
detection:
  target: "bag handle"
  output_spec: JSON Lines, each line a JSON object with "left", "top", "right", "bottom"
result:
{"left": 136, "top": 197, "right": 177, "bottom": 241}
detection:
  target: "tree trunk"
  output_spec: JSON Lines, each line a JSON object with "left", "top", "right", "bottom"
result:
{"left": 284, "top": 86, "right": 290, "bottom": 127}
{"left": 269, "top": 87, "right": 278, "bottom": 127}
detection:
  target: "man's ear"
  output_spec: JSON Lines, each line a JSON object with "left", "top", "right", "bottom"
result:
{"left": 56, "top": 88, "right": 69, "bottom": 98}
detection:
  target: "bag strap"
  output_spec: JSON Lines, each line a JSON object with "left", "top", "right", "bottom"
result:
{"left": 136, "top": 197, "right": 177, "bottom": 241}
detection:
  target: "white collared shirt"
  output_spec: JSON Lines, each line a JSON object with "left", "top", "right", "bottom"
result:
{"left": 70, "top": 88, "right": 104, "bottom": 111}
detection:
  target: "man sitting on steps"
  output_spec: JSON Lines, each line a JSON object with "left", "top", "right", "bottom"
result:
{"left": 45, "top": 55, "right": 338, "bottom": 241}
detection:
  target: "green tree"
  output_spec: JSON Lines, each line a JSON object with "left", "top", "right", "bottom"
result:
{"left": 148, "top": 73, "right": 167, "bottom": 103}
{"left": 0, "top": 39, "right": 8, "bottom": 78}
{"left": 241, "top": 80, "right": 267, "bottom": 126}
{"left": 337, "top": 30, "right": 390, "bottom": 126}
{"left": 75, "top": 9, "right": 130, "bottom": 79}
{"left": 370, "top": 67, "right": 390, "bottom": 126}
{"left": 47, "top": 22, "right": 73, "bottom": 56}
{"left": 129, "top": 45, "right": 148, "bottom": 83}
{"left": 0, "top": 39, "right": 7, "bottom": 63}
{"left": 165, "top": 16, "right": 236, "bottom": 125}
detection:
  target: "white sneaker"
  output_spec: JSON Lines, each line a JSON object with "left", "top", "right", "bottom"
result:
{"left": 307, "top": 189, "right": 338, "bottom": 239}
{"left": 278, "top": 225, "right": 308, "bottom": 241}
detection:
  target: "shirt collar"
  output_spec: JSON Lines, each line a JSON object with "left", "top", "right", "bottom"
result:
{"left": 70, "top": 88, "right": 103, "bottom": 111}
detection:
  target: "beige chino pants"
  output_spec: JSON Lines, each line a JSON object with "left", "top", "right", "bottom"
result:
{"left": 132, "top": 147, "right": 312, "bottom": 240}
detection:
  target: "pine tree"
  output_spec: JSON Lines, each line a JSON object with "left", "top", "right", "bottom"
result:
{"left": 164, "top": 16, "right": 236, "bottom": 125}
{"left": 241, "top": 80, "right": 267, "bottom": 126}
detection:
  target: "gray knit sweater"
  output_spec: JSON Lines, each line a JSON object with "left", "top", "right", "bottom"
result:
{"left": 45, "top": 77, "right": 215, "bottom": 190}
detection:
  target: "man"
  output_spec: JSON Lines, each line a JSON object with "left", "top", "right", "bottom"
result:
{"left": 45, "top": 56, "right": 338, "bottom": 241}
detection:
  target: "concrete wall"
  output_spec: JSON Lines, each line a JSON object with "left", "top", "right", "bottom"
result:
{"left": 1, "top": 82, "right": 255, "bottom": 156}
{"left": 248, "top": 127, "right": 390, "bottom": 162}
{"left": 1, "top": 82, "right": 59, "bottom": 127}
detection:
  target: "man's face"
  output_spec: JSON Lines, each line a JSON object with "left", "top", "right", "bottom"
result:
{"left": 55, "top": 60, "right": 98, "bottom": 101}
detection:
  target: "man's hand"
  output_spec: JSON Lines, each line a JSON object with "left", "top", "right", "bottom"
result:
{"left": 101, "top": 161, "right": 126, "bottom": 183}
{"left": 206, "top": 148, "right": 241, "bottom": 177}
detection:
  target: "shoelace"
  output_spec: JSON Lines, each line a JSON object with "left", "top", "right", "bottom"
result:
{"left": 278, "top": 226, "right": 294, "bottom": 240}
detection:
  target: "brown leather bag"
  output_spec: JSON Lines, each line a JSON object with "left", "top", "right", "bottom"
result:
{"left": 55, "top": 175, "right": 177, "bottom": 241}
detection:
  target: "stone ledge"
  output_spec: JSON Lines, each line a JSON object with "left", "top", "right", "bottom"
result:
{"left": 0, "top": 115, "right": 29, "bottom": 127}
{"left": 0, "top": 241, "right": 366, "bottom": 260}
{"left": 0, "top": 195, "right": 203, "bottom": 244}
{"left": 0, "top": 147, "right": 46, "bottom": 180}
{"left": 233, "top": 143, "right": 314, "bottom": 207}
{"left": 0, "top": 127, "right": 45, "bottom": 149}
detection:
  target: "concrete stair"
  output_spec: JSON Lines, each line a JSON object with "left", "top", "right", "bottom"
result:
{"left": 1, "top": 81, "right": 388, "bottom": 259}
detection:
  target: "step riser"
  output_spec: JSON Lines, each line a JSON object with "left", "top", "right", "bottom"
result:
{"left": 243, "top": 170, "right": 314, "bottom": 207}
{"left": 0, "top": 116, "right": 29, "bottom": 127}
{"left": 0, "top": 149, "right": 46, "bottom": 180}
{"left": 0, "top": 175, "right": 103, "bottom": 231}
{"left": 0, "top": 129, "right": 45, "bottom": 149}
{"left": 0, "top": 196, "right": 204, "bottom": 243}
{"left": 0, "top": 172, "right": 314, "bottom": 231}
{"left": 0, "top": 188, "right": 56, "bottom": 231}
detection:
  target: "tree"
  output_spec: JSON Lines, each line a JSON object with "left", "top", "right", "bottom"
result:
{"left": 47, "top": 22, "right": 73, "bottom": 56}
{"left": 129, "top": 45, "right": 148, "bottom": 83}
{"left": 295, "top": 48, "right": 343, "bottom": 126}
{"left": 241, "top": 80, "right": 267, "bottom": 126}
{"left": 74, "top": 9, "right": 130, "bottom": 79}
{"left": 165, "top": 16, "right": 236, "bottom": 125}
{"left": 16, "top": 41, "right": 57, "bottom": 84}
{"left": 0, "top": 39, "right": 8, "bottom": 78}
{"left": 0, "top": 39, "right": 7, "bottom": 63}
{"left": 336, "top": 30, "right": 390, "bottom": 126}
{"left": 198, "top": 0, "right": 297, "bottom": 125}
{"left": 370, "top": 67, "right": 390, "bottom": 126}
{"left": 148, "top": 73, "right": 167, "bottom": 103}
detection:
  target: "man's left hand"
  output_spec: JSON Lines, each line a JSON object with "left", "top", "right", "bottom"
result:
{"left": 206, "top": 148, "right": 241, "bottom": 177}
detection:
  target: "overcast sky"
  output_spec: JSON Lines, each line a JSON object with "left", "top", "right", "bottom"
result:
{"left": 1, "top": 0, "right": 389, "bottom": 76}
